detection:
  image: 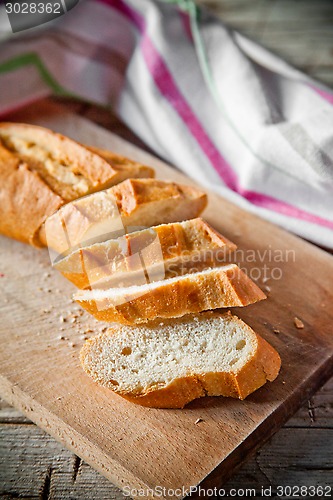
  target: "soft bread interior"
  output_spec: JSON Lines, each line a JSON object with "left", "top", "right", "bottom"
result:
{"left": 75, "top": 264, "right": 236, "bottom": 301}
{"left": 0, "top": 131, "right": 94, "bottom": 200}
{"left": 0, "top": 126, "right": 154, "bottom": 204}
{"left": 81, "top": 312, "right": 257, "bottom": 395}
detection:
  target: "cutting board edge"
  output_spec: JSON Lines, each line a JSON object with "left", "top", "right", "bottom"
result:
{"left": 0, "top": 373, "right": 155, "bottom": 498}
{"left": 1, "top": 354, "right": 333, "bottom": 500}
{"left": 192, "top": 355, "right": 333, "bottom": 497}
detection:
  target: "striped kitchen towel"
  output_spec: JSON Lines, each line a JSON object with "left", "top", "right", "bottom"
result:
{"left": 0, "top": 0, "right": 333, "bottom": 247}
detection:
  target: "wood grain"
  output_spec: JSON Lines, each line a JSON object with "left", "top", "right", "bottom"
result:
{"left": 1, "top": 377, "right": 332, "bottom": 499}
{"left": 197, "top": 0, "right": 333, "bottom": 87}
{"left": 0, "top": 100, "right": 332, "bottom": 499}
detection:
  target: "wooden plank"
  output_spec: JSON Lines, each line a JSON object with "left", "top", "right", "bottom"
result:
{"left": 1, "top": 377, "right": 332, "bottom": 499}
{"left": 3, "top": 427, "right": 331, "bottom": 500}
{"left": 0, "top": 100, "right": 333, "bottom": 499}
{"left": 197, "top": 0, "right": 333, "bottom": 86}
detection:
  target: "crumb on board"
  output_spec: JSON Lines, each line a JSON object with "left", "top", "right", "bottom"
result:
{"left": 273, "top": 328, "right": 280, "bottom": 334}
{"left": 195, "top": 418, "right": 204, "bottom": 424}
{"left": 294, "top": 317, "right": 305, "bottom": 329}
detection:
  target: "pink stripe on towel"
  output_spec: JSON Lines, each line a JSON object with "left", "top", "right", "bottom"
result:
{"left": 310, "top": 84, "right": 333, "bottom": 106}
{"left": 97, "top": 0, "right": 333, "bottom": 230}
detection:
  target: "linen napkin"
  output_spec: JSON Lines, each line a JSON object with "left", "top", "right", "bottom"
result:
{"left": 0, "top": 0, "right": 333, "bottom": 247}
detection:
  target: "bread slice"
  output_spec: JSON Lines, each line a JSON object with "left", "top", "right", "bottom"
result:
{"left": 74, "top": 264, "right": 266, "bottom": 324}
{"left": 54, "top": 218, "right": 237, "bottom": 289}
{"left": 0, "top": 123, "right": 154, "bottom": 246}
{"left": 42, "top": 179, "right": 208, "bottom": 254}
{"left": 80, "top": 311, "right": 281, "bottom": 408}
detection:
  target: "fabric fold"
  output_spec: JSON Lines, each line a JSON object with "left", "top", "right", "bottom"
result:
{"left": 0, "top": 0, "right": 332, "bottom": 246}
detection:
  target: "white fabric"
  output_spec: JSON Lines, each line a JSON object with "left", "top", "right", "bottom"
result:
{"left": 0, "top": 0, "right": 332, "bottom": 246}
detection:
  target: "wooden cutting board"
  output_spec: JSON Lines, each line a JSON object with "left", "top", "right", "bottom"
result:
{"left": 1, "top": 100, "right": 332, "bottom": 499}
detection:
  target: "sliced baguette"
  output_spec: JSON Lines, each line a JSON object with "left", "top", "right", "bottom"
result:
{"left": 0, "top": 123, "right": 154, "bottom": 246}
{"left": 0, "top": 144, "right": 64, "bottom": 246}
{"left": 54, "top": 218, "right": 237, "bottom": 289}
{"left": 87, "top": 145, "right": 154, "bottom": 181}
{"left": 42, "top": 179, "right": 208, "bottom": 254}
{"left": 80, "top": 311, "right": 281, "bottom": 408}
{"left": 75, "top": 264, "right": 266, "bottom": 324}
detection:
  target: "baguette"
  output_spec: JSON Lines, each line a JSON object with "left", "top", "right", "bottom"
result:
{"left": 87, "top": 145, "right": 154, "bottom": 181}
{"left": 83, "top": 145, "right": 155, "bottom": 182}
{"left": 0, "top": 145, "right": 64, "bottom": 246}
{"left": 0, "top": 123, "right": 154, "bottom": 246}
{"left": 54, "top": 218, "right": 236, "bottom": 289}
{"left": 42, "top": 179, "right": 208, "bottom": 254}
{"left": 80, "top": 311, "right": 281, "bottom": 408}
{"left": 75, "top": 264, "right": 266, "bottom": 324}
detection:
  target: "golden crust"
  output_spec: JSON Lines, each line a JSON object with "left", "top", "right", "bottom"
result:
{"left": 0, "top": 123, "right": 121, "bottom": 201}
{"left": 0, "top": 123, "right": 155, "bottom": 246}
{"left": 80, "top": 312, "right": 281, "bottom": 409}
{"left": 42, "top": 179, "right": 208, "bottom": 253}
{"left": 55, "top": 218, "right": 237, "bottom": 289}
{"left": 75, "top": 265, "right": 266, "bottom": 324}
{"left": 0, "top": 144, "right": 64, "bottom": 246}
{"left": 87, "top": 145, "right": 155, "bottom": 182}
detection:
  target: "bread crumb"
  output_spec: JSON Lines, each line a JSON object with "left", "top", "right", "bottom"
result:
{"left": 195, "top": 418, "right": 204, "bottom": 424}
{"left": 69, "top": 342, "right": 76, "bottom": 348}
{"left": 58, "top": 335, "right": 65, "bottom": 340}
{"left": 273, "top": 329, "right": 280, "bottom": 334}
{"left": 264, "top": 285, "right": 271, "bottom": 293}
{"left": 294, "top": 317, "right": 304, "bottom": 329}
{"left": 59, "top": 315, "right": 66, "bottom": 323}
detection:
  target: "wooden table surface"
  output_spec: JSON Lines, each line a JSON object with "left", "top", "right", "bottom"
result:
{"left": 1, "top": 0, "right": 333, "bottom": 498}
